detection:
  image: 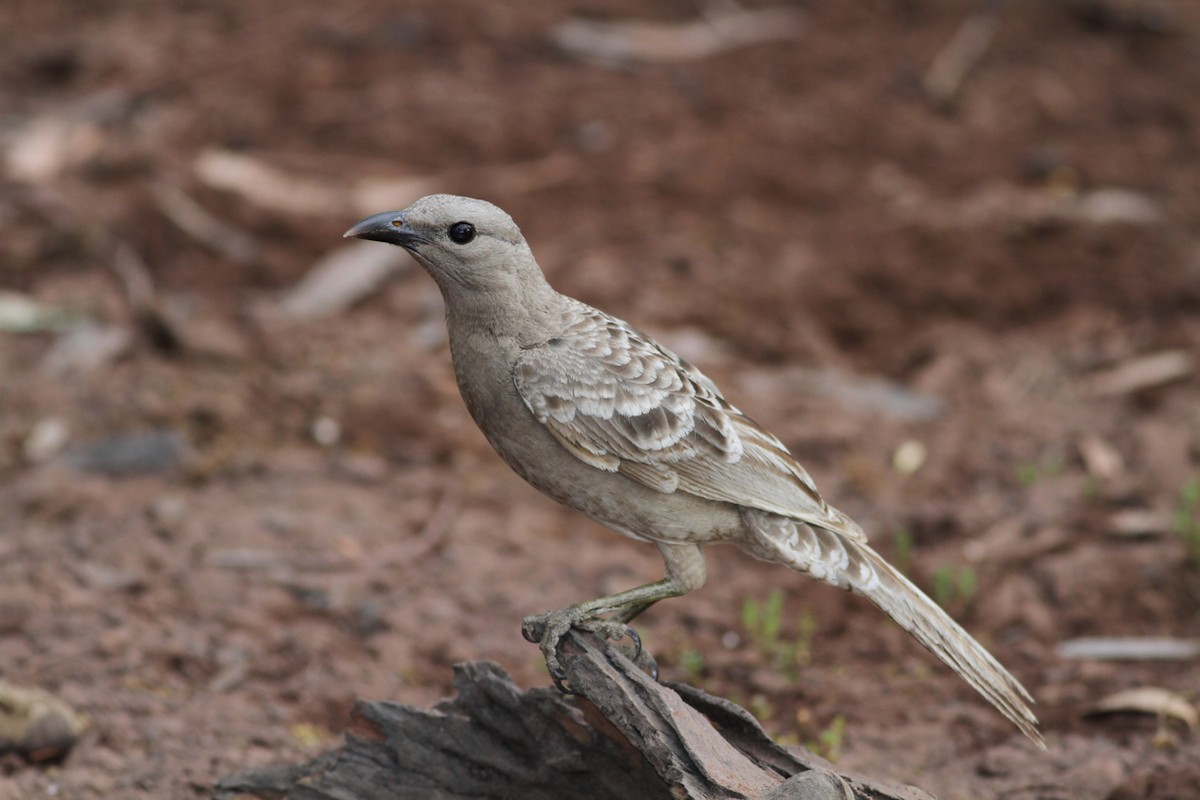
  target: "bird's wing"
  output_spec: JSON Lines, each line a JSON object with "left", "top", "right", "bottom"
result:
{"left": 514, "top": 301, "right": 865, "bottom": 541}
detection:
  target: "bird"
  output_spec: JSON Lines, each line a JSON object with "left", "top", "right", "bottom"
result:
{"left": 344, "top": 194, "right": 1044, "bottom": 748}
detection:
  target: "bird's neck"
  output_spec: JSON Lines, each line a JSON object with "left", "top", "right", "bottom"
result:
{"left": 435, "top": 258, "right": 563, "bottom": 347}
{"left": 438, "top": 268, "right": 563, "bottom": 434}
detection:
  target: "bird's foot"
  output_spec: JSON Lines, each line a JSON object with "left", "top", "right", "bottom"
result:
{"left": 522, "top": 608, "right": 657, "bottom": 692}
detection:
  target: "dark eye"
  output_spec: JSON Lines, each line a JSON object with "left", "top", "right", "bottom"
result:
{"left": 448, "top": 222, "right": 475, "bottom": 244}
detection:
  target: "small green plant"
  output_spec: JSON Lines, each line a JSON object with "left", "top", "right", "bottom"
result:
{"left": 793, "top": 609, "right": 817, "bottom": 668}
{"left": 748, "top": 693, "right": 776, "bottom": 723}
{"left": 1016, "top": 452, "right": 1065, "bottom": 487}
{"left": 892, "top": 526, "right": 915, "bottom": 574}
{"left": 1173, "top": 477, "right": 1200, "bottom": 569}
{"left": 741, "top": 590, "right": 816, "bottom": 676}
{"left": 677, "top": 647, "right": 705, "bottom": 683}
{"left": 808, "top": 714, "right": 846, "bottom": 762}
{"left": 931, "top": 564, "right": 978, "bottom": 609}
{"left": 742, "top": 588, "right": 785, "bottom": 653}
{"left": 1016, "top": 463, "right": 1041, "bottom": 487}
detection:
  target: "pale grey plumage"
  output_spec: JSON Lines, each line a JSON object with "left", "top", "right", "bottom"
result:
{"left": 345, "top": 194, "right": 1044, "bottom": 749}
{"left": 514, "top": 298, "right": 861, "bottom": 540}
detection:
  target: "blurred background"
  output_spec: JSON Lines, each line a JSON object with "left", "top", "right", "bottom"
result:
{"left": 2, "top": 1, "right": 1199, "bottom": 797}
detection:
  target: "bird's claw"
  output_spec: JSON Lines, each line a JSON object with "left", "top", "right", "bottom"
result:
{"left": 521, "top": 616, "right": 546, "bottom": 644}
{"left": 623, "top": 624, "right": 643, "bottom": 660}
{"left": 548, "top": 660, "right": 574, "bottom": 695}
{"left": 620, "top": 626, "right": 659, "bottom": 681}
{"left": 522, "top": 608, "right": 658, "bottom": 691}
{"left": 523, "top": 609, "right": 577, "bottom": 693}
{"left": 637, "top": 646, "right": 660, "bottom": 682}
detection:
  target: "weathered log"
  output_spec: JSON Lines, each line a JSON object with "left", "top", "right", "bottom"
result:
{"left": 214, "top": 631, "right": 932, "bottom": 800}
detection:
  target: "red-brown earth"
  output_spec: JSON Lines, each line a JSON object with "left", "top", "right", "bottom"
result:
{"left": 2, "top": 1, "right": 1199, "bottom": 797}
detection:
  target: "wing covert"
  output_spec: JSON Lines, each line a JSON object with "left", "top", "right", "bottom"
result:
{"left": 514, "top": 300, "right": 864, "bottom": 541}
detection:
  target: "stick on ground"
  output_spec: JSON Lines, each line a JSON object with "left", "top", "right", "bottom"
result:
{"left": 214, "top": 631, "right": 932, "bottom": 800}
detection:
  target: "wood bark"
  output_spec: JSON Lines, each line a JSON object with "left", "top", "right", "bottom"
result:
{"left": 215, "top": 631, "right": 933, "bottom": 800}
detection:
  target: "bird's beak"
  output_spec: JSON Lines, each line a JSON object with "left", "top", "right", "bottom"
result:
{"left": 343, "top": 210, "right": 427, "bottom": 248}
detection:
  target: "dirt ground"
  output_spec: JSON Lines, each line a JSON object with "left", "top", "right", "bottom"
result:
{"left": 2, "top": 1, "right": 1200, "bottom": 797}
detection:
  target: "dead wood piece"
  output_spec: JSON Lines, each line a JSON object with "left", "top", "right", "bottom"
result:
{"left": 1078, "top": 434, "right": 1124, "bottom": 480}
{"left": 1089, "top": 687, "right": 1198, "bottom": 729}
{"left": 214, "top": 631, "right": 931, "bottom": 800}
{"left": 194, "top": 149, "right": 577, "bottom": 222}
{"left": 869, "top": 164, "right": 1164, "bottom": 233}
{"left": 154, "top": 182, "right": 261, "bottom": 265}
{"left": 195, "top": 148, "right": 353, "bottom": 217}
{"left": 1084, "top": 350, "right": 1194, "bottom": 397}
{"left": 1058, "top": 637, "right": 1200, "bottom": 661}
{"left": 279, "top": 240, "right": 408, "bottom": 318}
{"left": 551, "top": 6, "right": 805, "bottom": 66}
{"left": 1107, "top": 509, "right": 1171, "bottom": 538}
{"left": 923, "top": 0, "right": 1000, "bottom": 110}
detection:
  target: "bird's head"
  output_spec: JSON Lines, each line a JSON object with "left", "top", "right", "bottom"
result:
{"left": 344, "top": 194, "right": 538, "bottom": 295}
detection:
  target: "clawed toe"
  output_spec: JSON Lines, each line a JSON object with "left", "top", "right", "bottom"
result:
{"left": 636, "top": 647, "right": 660, "bottom": 682}
{"left": 622, "top": 625, "right": 643, "bottom": 660}
{"left": 523, "top": 610, "right": 575, "bottom": 693}
{"left": 617, "top": 624, "right": 658, "bottom": 681}
{"left": 523, "top": 608, "right": 660, "bottom": 690}
{"left": 521, "top": 616, "right": 547, "bottom": 644}
{"left": 547, "top": 659, "right": 573, "bottom": 694}
{"left": 589, "top": 622, "right": 658, "bottom": 682}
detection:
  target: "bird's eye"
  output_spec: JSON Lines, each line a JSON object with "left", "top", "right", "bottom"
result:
{"left": 448, "top": 222, "right": 475, "bottom": 244}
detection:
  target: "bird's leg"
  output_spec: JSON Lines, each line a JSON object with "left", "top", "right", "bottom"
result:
{"left": 522, "top": 543, "right": 706, "bottom": 689}
{"left": 521, "top": 578, "right": 679, "bottom": 685}
{"left": 613, "top": 600, "right": 656, "bottom": 624}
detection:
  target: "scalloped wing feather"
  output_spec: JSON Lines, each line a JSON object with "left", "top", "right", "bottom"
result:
{"left": 514, "top": 301, "right": 867, "bottom": 543}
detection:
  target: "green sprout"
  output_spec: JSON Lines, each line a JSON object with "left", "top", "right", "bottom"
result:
{"left": 677, "top": 648, "right": 705, "bottom": 683}
{"left": 892, "top": 526, "right": 915, "bottom": 575}
{"left": 808, "top": 714, "right": 846, "bottom": 762}
{"left": 741, "top": 590, "right": 816, "bottom": 677}
{"left": 1016, "top": 452, "right": 1065, "bottom": 487}
{"left": 1173, "top": 477, "right": 1200, "bottom": 569}
{"left": 931, "top": 564, "right": 978, "bottom": 610}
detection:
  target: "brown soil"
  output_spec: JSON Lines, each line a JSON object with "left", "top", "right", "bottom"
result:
{"left": 2, "top": 1, "right": 1200, "bottom": 797}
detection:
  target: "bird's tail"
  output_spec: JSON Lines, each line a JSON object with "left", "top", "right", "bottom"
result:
{"left": 739, "top": 508, "right": 1045, "bottom": 749}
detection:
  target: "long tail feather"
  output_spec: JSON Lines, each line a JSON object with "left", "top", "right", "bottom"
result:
{"left": 740, "top": 508, "right": 1045, "bottom": 749}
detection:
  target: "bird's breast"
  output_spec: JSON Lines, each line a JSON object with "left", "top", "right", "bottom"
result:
{"left": 444, "top": 326, "right": 744, "bottom": 545}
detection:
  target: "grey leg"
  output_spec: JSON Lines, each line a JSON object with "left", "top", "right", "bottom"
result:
{"left": 522, "top": 543, "right": 706, "bottom": 685}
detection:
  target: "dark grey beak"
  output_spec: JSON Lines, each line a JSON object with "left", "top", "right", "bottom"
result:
{"left": 343, "top": 211, "right": 427, "bottom": 248}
